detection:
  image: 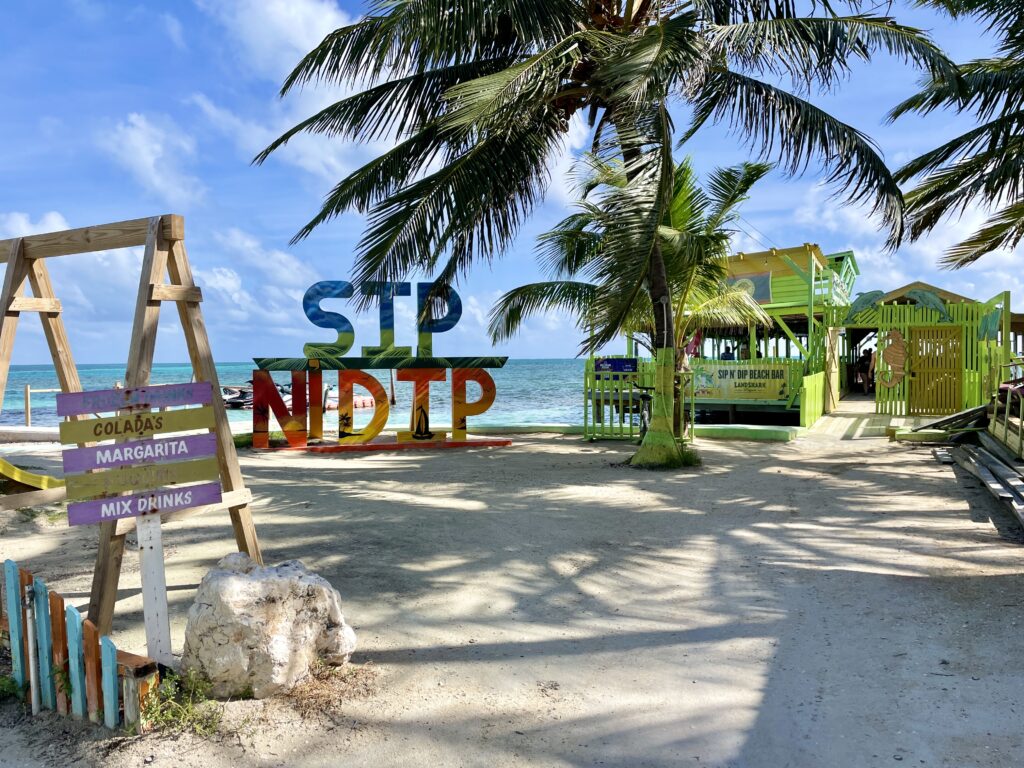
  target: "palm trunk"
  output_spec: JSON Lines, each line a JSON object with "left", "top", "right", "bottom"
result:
{"left": 610, "top": 108, "right": 685, "bottom": 468}
{"left": 630, "top": 243, "right": 684, "bottom": 467}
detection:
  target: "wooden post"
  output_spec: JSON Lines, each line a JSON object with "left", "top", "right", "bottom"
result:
{"left": 32, "top": 577, "right": 55, "bottom": 709}
{"left": 136, "top": 515, "right": 173, "bottom": 667}
{"left": 166, "top": 238, "right": 261, "bottom": 562}
{"left": 3, "top": 560, "right": 25, "bottom": 687}
{"left": 49, "top": 591, "right": 68, "bottom": 715}
{"left": 89, "top": 218, "right": 167, "bottom": 634}
{"left": 65, "top": 606, "right": 87, "bottom": 719}
{"left": 100, "top": 637, "right": 119, "bottom": 729}
{"left": 23, "top": 384, "right": 30, "bottom": 426}
{"left": 82, "top": 619, "right": 102, "bottom": 723}
{"left": 0, "top": 240, "right": 28, "bottom": 413}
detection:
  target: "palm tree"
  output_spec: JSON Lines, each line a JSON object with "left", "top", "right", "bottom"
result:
{"left": 893, "top": 1, "right": 1024, "bottom": 267}
{"left": 487, "top": 157, "right": 772, "bottom": 371}
{"left": 258, "top": 1, "right": 953, "bottom": 466}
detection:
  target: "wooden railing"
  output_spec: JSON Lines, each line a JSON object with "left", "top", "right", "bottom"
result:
{"left": 22, "top": 385, "right": 61, "bottom": 427}
{"left": 1, "top": 559, "right": 157, "bottom": 731}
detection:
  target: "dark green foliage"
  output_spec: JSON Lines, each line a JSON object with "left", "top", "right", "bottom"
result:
{"left": 259, "top": 1, "right": 953, "bottom": 293}
{"left": 896, "top": 2, "right": 1024, "bottom": 267}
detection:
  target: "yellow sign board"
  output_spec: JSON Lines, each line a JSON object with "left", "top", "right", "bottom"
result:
{"left": 59, "top": 405, "right": 215, "bottom": 444}
{"left": 692, "top": 363, "right": 791, "bottom": 401}
{"left": 64, "top": 457, "right": 221, "bottom": 500}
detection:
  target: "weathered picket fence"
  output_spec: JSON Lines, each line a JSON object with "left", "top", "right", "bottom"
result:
{"left": 0, "top": 559, "right": 158, "bottom": 731}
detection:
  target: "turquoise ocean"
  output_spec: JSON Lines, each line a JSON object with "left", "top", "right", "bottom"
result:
{"left": 0, "top": 360, "right": 586, "bottom": 430}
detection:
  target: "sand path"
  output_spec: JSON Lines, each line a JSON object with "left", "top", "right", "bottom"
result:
{"left": 1, "top": 420, "right": 1023, "bottom": 767}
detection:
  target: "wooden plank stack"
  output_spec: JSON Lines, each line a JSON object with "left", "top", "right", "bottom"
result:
{"left": 0, "top": 559, "right": 157, "bottom": 731}
{"left": 950, "top": 443, "right": 1024, "bottom": 526}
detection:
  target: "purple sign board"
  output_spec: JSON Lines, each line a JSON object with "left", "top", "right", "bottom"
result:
{"left": 61, "top": 433, "right": 218, "bottom": 474}
{"left": 56, "top": 382, "right": 213, "bottom": 417}
{"left": 67, "top": 482, "right": 223, "bottom": 527}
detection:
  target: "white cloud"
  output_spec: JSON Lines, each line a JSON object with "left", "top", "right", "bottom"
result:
{"left": 98, "top": 113, "right": 205, "bottom": 208}
{"left": 786, "top": 185, "right": 1024, "bottom": 310}
{"left": 212, "top": 227, "right": 318, "bottom": 288}
{"left": 547, "top": 115, "right": 593, "bottom": 206}
{"left": 162, "top": 13, "right": 186, "bottom": 50}
{"left": 794, "top": 183, "right": 882, "bottom": 239}
{"left": 193, "top": 0, "right": 351, "bottom": 82}
{"left": 191, "top": 92, "right": 365, "bottom": 182}
{"left": 0, "top": 211, "right": 71, "bottom": 239}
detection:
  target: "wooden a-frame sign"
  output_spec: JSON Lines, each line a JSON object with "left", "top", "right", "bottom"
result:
{"left": 0, "top": 214, "right": 262, "bottom": 635}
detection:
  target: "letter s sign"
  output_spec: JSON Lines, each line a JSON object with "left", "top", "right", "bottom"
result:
{"left": 302, "top": 281, "right": 355, "bottom": 357}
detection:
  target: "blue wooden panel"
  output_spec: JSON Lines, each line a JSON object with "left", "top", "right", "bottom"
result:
{"left": 100, "top": 637, "right": 119, "bottom": 729}
{"left": 64, "top": 605, "right": 87, "bottom": 719}
{"left": 3, "top": 560, "right": 25, "bottom": 688}
{"left": 32, "top": 577, "right": 55, "bottom": 709}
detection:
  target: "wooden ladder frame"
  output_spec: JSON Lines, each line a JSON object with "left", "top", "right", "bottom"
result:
{"left": 0, "top": 215, "right": 261, "bottom": 634}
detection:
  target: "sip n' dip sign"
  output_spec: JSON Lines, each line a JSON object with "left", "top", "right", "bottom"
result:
{"left": 57, "top": 382, "right": 222, "bottom": 665}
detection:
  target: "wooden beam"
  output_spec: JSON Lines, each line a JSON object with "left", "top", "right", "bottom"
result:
{"left": 167, "top": 239, "right": 262, "bottom": 564}
{"left": 8, "top": 297, "right": 61, "bottom": 313}
{"left": 149, "top": 284, "right": 202, "bottom": 303}
{"left": 0, "top": 215, "right": 183, "bottom": 262}
{"left": 779, "top": 254, "right": 811, "bottom": 285}
{"left": 0, "top": 239, "right": 29, "bottom": 411}
{"left": 770, "top": 312, "right": 810, "bottom": 358}
{"left": 88, "top": 217, "right": 168, "bottom": 635}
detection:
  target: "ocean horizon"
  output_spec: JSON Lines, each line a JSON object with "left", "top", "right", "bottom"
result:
{"left": 0, "top": 359, "right": 587, "bottom": 430}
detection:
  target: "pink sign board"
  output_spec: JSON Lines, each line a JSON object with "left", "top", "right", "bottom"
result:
{"left": 61, "top": 433, "right": 218, "bottom": 474}
{"left": 66, "top": 482, "right": 223, "bottom": 527}
{"left": 56, "top": 382, "right": 213, "bottom": 417}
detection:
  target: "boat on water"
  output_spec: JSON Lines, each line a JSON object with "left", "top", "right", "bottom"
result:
{"left": 220, "top": 382, "right": 375, "bottom": 410}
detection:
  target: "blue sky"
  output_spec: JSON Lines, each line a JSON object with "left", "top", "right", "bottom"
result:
{"left": 0, "top": 0, "right": 1018, "bottom": 364}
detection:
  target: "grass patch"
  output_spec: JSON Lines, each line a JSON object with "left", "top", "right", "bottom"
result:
{"left": 286, "top": 662, "right": 377, "bottom": 720}
{"left": 17, "top": 504, "right": 66, "bottom": 524}
{"left": 0, "top": 674, "right": 22, "bottom": 701}
{"left": 233, "top": 432, "right": 289, "bottom": 449}
{"left": 141, "top": 669, "right": 222, "bottom": 737}
{"left": 679, "top": 444, "right": 702, "bottom": 467}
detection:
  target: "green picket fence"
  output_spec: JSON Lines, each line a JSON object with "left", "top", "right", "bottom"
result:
{"left": 1, "top": 559, "right": 158, "bottom": 730}
{"left": 583, "top": 358, "right": 694, "bottom": 441}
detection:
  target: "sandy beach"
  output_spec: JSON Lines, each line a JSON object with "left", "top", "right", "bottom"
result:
{"left": 1, "top": 412, "right": 1023, "bottom": 767}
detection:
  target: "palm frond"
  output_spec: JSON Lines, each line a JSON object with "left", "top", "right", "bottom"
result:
{"left": 279, "top": 0, "right": 582, "bottom": 95}
{"left": 595, "top": 13, "right": 702, "bottom": 105}
{"left": 487, "top": 281, "right": 599, "bottom": 342}
{"left": 257, "top": 58, "right": 514, "bottom": 163}
{"left": 685, "top": 67, "right": 905, "bottom": 246}
{"left": 708, "top": 15, "right": 958, "bottom": 92}
{"left": 351, "top": 112, "right": 566, "bottom": 303}
{"left": 939, "top": 200, "right": 1024, "bottom": 268}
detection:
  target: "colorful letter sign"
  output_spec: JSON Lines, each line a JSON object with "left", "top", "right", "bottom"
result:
{"left": 253, "top": 280, "right": 506, "bottom": 450}
{"left": 57, "top": 382, "right": 223, "bottom": 666}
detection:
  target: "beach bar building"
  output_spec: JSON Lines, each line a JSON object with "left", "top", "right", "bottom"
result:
{"left": 585, "top": 242, "right": 1021, "bottom": 438}
{"left": 693, "top": 244, "right": 1019, "bottom": 427}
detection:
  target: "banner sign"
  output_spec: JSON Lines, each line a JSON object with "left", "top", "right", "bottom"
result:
{"left": 692, "top": 363, "right": 791, "bottom": 401}
{"left": 594, "top": 357, "right": 638, "bottom": 373}
{"left": 726, "top": 272, "right": 772, "bottom": 304}
{"left": 58, "top": 382, "right": 221, "bottom": 527}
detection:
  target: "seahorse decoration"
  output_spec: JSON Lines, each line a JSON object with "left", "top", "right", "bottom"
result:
{"left": 843, "top": 290, "right": 884, "bottom": 324}
{"left": 905, "top": 288, "right": 953, "bottom": 323}
{"left": 879, "top": 329, "right": 907, "bottom": 389}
